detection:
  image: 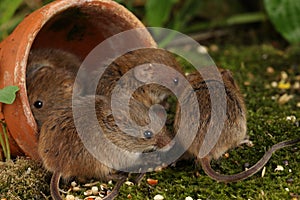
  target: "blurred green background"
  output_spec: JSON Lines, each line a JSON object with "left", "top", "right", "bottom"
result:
{"left": 1, "top": 0, "right": 300, "bottom": 45}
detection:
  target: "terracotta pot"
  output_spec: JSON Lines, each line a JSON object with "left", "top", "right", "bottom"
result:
{"left": 0, "top": 0, "right": 155, "bottom": 160}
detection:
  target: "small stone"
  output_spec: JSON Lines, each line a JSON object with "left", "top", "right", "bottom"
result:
{"left": 282, "top": 160, "right": 289, "bottom": 166}
{"left": 185, "top": 196, "right": 193, "bottom": 200}
{"left": 274, "top": 165, "right": 284, "bottom": 171}
{"left": 224, "top": 153, "right": 229, "bottom": 158}
{"left": 154, "top": 194, "right": 164, "bottom": 200}
{"left": 92, "top": 186, "right": 99, "bottom": 195}
{"left": 66, "top": 195, "right": 75, "bottom": 200}
{"left": 286, "top": 178, "right": 294, "bottom": 183}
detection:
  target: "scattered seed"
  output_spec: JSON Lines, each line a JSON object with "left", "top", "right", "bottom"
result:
{"left": 278, "top": 94, "right": 293, "bottom": 104}
{"left": 154, "top": 194, "right": 164, "bottom": 200}
{"left": 285, "top": 187, "right": 289, "bottom": 192}
{"left": 71, "top": 181, "right": 77, "bottom": 187}
{"left": 83, "top": 182, "right": 99, "bottom": 187}
{"left": 281, "top": 71, "right": 288, "bottom": 81}
{"left": 127, "top": 194, "right": 132, "bottom": 199}
{"left": 293, "top": 81, "right": 300, "bottom": 89}
{"left": 91, "top": 186, "right": 99, "bottom": 195}
{"left": 278, "top": 81, "right": 291, "bottom": 89}
{"left": 84, "top": 196, "right": 97, "bottom": 200}
{"left": 66, "top": 195, "right": 75, "bottom": 200}
{"left": 286, "top": 115, "right": 297, "bottom": 123}
{"left": 185, "top": 196, "right": 193, "bottom": 200}
{"left": 289, "top": 169, "right": 292, "bottom": 173}
{"left": 274, "top": 165, "right": 284, "bottom": 171}
{"left": 84, "top": 190, "right": 93, "bottom": 196}
{"left": 209, "top": 44, "right": 219, "bottom": 52}
{"left": 147, "top": 178, "right": 158, "bottom": 186}
{"left": 271, "top": 81, "right": 278, "bottom": 88}
{"left": 197, "top": 45, "right": 208, "bottom": 54}
{"left": 261, "top": 166, "right": 266, "bottom": 177}
{"left": 266, "top": 66, "right": 274, "bottom": 74}
{"left": 224, "top": 153, "right": 229, "bottom": 158}
{"left": 125, "top": 181, "right": 134, "bottom": 186}
{"left": 73, "top": 186, "right": 81, "bottom": 192}
{"left": 297, "top": 102, "right": 300, "bottom": 107}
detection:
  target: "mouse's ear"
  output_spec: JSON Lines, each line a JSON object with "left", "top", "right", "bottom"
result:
{"left": 26, "top": 64, "right": 53, "bottom": 78}
{"left": 133, "top": 63, "right": 154, "bottom": 83}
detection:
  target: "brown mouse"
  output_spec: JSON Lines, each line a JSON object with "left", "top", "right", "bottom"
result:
{"left": 39, "top": 95, "right": 171, "bottom": 200}
{"left": 174, "top": 68, "right": 300, "bottom": 182}
{"left": 26, "top": 48, "right": 183, "bottom": 199}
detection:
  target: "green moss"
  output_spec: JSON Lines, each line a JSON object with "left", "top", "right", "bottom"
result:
{"left": 1, "top": 44, "right": 299, "bottom": 200}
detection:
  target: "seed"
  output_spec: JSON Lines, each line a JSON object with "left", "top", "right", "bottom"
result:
{"left": 185, "top": 197, "right": 193, "bottom": 200}
{"left": 274, "top": 165, "right": 284, "bottom": 171}
{"left": 84, "top": 190, "right": 93, "bottom": 196}
{"left": 154, "top": 194, "right": 164, "bottom": 200}
{"left": 92, "top": 186, "right": 99, "bottom": 195}
{"left": 65, "top": 195, "right": 75, "bottom": 200}
{"left": 261, "top": 166, "right": 266, "bottom": 177}
{"left": 73, "top": 186, "right": 81, "bottom": 192}
{"left": 71, "top": 181, "right": 77, "bottom": 187}
{"left": 147, "top": 178, "right": 158, "bottom": 186}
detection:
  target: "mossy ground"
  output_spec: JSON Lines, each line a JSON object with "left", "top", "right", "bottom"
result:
{"left": 0, "top": 44, "right": 299, "bottom": 200}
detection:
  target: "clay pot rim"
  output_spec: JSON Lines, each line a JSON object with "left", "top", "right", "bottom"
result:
{"left": 1, "top": 0, "right": 155, "bottom": 159}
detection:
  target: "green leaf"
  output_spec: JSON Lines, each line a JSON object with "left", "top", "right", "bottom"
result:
{"left": 0, "top": 0, "right": 23, "bottom": 25}
{"left": 0, "top": 86, "right": 19, "bottom": 104}
{"left": 264, "top": 0, "right": 300, "bottom": 44}
{"left": 145, "top": 0, "right": 179, "bottom": 27}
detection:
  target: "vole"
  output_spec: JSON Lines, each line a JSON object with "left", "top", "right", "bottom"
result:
{"left": 174, "top": 68, "right": 300, "bottom": 182}
{"left": 26, "top": 48, "right": 183, "bottom": 199}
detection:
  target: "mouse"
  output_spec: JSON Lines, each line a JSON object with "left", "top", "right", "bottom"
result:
{"left": 39, "top": 95, "right": 171, "bottom": 200}
{"left": 26, "top": 48, "right": 183, "bottom": 199}
{"left": 174, "top": 68, "right": 300, "bottom": 182}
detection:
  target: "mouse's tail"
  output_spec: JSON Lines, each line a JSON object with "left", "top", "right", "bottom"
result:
{"left": 50, "top": 171, "right": 63, "bottom": 200}
{"left": 200, "top": 138, "right": 300, "bottom": 183}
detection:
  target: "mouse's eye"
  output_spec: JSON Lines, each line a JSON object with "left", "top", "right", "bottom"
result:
{"left": 33, "top": 100, "right": 43, "bottom": 109}
{"left": 144, "top": 130, "right": 153, "bottom": 139}
{"left": 173, "top": 77, "right": 179, "bottom": 85}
